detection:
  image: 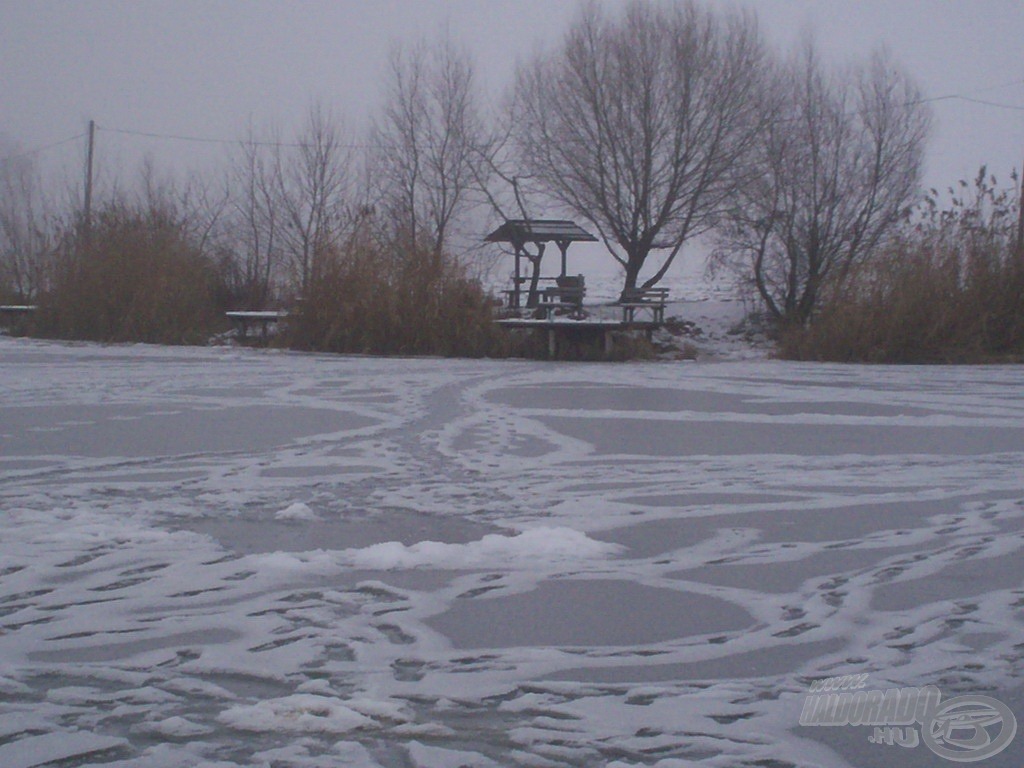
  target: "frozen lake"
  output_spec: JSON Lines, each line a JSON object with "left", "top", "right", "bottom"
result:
{"left": 1, "top": 337, "right": 1022, "bottom": 767}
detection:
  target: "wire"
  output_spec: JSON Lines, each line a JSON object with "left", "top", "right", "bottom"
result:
{"left": 952, "top": 95, "right": 1024, "bottom": 112}
{"left": 0, "top": 133, "right": 87, "bottom": 164}
{"left": 98, "top": 125, "right": 372, "bottom": 151}
{"left": 4, "top": 80, "right": 1020, "bottom": 165}
{"left": 961, "top": 77, "right": 1024, "bottom": 96}
{"left": 100, "top": 126, "right": 241, "bottom": 145}
{"left": 97, "top": 89, "right": 1024, "bottom": 150}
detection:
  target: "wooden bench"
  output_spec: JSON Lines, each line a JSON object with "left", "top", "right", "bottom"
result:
{"left": 538, "top": 276, "right": 586, "bottom": 320}
{"left": 619, "top": 287, "right": 669, "bottom": 324}
{"left": 504, "top": 276, "right": 565, "bottom": 310}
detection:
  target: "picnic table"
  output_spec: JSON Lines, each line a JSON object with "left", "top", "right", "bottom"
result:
{"left": 537, "top": 275, "right": 586, "bottom": 320}
{"left": 0, "top": 305, "right": 37, "bottom": 334}
{"left": 226, "top": 310, "right": 287, "bottom": 342}
{"left": 493, "top": 272, "right": 672, "bottom": 358}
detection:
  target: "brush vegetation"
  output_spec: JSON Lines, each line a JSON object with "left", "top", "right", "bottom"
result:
{"left": 778, "top": 170, "right": 1024, "bottom": 363}
{"left": 3, "top": 3, "right": 1020, "bottom": 363}
{"left": 36, "top": 200, "right": 220, "bottom": 345}
{"left": 283, "top": 234, "right": 507, "bottom": 357}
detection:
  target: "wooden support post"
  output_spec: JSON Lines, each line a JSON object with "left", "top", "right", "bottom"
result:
{"left": 1017, "top": 153, "right": 1024, "bottom": 258}
{"left": 513, "top": 246, "right": 523, "bottom": 308}
{"left": 83, "top": 119, "right": 95, "bottom": 241}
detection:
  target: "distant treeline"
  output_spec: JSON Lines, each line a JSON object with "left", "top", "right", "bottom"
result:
{"left": 1, "top": 1, "right": 1020, "bottom": 361}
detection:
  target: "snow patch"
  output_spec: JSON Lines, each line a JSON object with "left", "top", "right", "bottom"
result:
{"left": 343, "top": 526, "right": 622, "bottom": 570}
{"left": 142, "top": 716, "right": 213, "bottom": 738}
{"left": 407, "top": 741, "right": 503, "bottom": 767}
{"left": 218, "top": 694, "right": 372, "bottom": 734}
{"left": 274, "top": 501, "right": 319, "bottom": 521}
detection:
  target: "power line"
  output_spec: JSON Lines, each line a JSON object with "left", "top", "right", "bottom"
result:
{"left": 905, "top": 92, "right": 1024, "bottom": 112}
{"left": 97, "top": 125, "right": 373, "bottom": 151}
{"left": 100, "top": 126, "right": 233, "bottom": 145}
{"left": 0, "top": 133, "right": 87, "bottom": 164}
{"left": 961, "top": 77, "right": 1024, "bottom": 96}
{"left": 3, "top": 82, "right": 1020, "bottom": 167}
{"left": 952, "top": 95, "right": 1024, "bottom": 112}
{"left": 96, "top": 91, "right": 1024, "bottom": 150}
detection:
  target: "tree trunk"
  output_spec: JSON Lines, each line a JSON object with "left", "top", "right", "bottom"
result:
{"left": 526, "top": 256, "right": 542, "bottom": 308}
{"left": 619, "top": 247, "right": 644, "bottom": 300}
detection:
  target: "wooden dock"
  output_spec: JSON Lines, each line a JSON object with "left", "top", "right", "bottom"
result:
{"left": 0, "top": 305, "right": 37, "bottom": 334}
{"left": 225, "top": 310, "right": 288, "bottom": 342}
{"left": 495, "top": 317, "right": 662, "bottom": 358}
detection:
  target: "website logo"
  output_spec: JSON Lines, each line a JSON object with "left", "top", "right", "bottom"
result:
{"left": 800, "top": 677, "right": 1017, "bottom": 762}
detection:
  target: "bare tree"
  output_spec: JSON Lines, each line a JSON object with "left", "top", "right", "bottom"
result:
{"left": 278, "top": 105, "right": 355, "bottom": 294}
{"left": 467, "top": 119, "right": 554, "bottom": 301}
{"left": 715, "top": 43, "right": 931, "bottom": 325}
{"left": 370, "top": 33, "right": 489, "bottom": 256}
{"left": 513, "top": 0, "right": 769, "bottom": 296}
{"left": 0, "top": 149, "right": 53, "bottom": 302}
{"left": 225, "top": 126, "right": 286, "bottom": 307}
{"left": 137, "top": 158, "right": 227, "bottom": 261}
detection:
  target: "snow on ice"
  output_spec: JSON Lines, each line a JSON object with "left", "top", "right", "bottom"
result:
{"left": 0, "top": 326, "right": 1022, "bottom": 767}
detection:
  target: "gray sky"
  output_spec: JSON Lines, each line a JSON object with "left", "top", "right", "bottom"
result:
{"left": 2, "top": 0, "right": 1022, "bottom": 195}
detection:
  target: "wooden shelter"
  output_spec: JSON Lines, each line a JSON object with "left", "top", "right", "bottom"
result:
{"left": 485, "top": 219, "right": 597, "bottom": 308}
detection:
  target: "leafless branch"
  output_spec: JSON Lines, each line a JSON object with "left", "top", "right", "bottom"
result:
{"left": 513, "top": 1, "right": 769, "bottom": 297}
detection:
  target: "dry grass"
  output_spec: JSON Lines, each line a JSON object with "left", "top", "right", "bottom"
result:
{"left": 29, "top": 207, "right": 508, "bottom": 358}
{"left": 779, "top": 170, "right": 1024, "bottom": 364}
{"left": 778, "top": 242, "right": 1024, "bottom": 363}
{"left": 36, "top": 202, "right": 221, "bottom": 345}
{"left": 283, "top": 235, "right": 508, "bottom": 358}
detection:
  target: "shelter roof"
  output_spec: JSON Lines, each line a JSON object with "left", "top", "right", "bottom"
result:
{"left": 484, "top": 219, "right": 598, "bottom": 244}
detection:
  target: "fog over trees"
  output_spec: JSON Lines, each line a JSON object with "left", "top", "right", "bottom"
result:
{"left": 370, "top": 34, "right": 491, "bottom": 258}
{"left": 0, "top": 149, "right": 53, "bottom": 303}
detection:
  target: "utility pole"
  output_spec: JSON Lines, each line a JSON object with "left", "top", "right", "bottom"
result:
{"left": 83, "top": 120, "right": 95, "bottom": 237}
{"left": 1017, "top": 153, "right": 1024, "bottom": 259}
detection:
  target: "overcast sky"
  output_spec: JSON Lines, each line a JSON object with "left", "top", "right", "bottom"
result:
{"left": 2, "top": 0, "right": 1022, "bottom": 196}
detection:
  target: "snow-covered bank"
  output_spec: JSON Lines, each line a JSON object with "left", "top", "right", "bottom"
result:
{"left": 1, "top": 338, "right": 1022, "bottom": 767}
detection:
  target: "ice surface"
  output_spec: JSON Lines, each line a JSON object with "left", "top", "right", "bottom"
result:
{"left": 0, "top": 403, "right": 378, "bottom": 458}
{"left": 1, "top": 337, "right": 1022, "bottom": 767}
{"left": 426, "top": 579, "right": 753, "bottom": 648}
{"left": 0, "top": 731, "right": 128, "bottom": 768}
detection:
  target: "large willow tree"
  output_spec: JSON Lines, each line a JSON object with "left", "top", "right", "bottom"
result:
{"left": 513, "top": 1, "right": 769, "bottom": 296}
{"left": 716, "top": 44, "right": 931, "bottom": 325}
